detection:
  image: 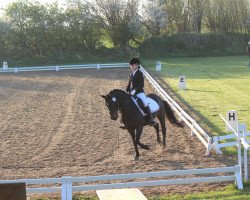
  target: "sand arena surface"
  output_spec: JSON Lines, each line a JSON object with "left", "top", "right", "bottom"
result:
{"left": 0, "top": 68, "right": 236, "bottom": 197}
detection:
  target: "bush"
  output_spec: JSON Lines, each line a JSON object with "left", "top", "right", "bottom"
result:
{"left": 138, "top": 32, "right": 250, "bottom": 58}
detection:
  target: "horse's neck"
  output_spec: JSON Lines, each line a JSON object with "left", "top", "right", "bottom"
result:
{"left": 118, "top": 93, "right": 129, "bottom": 107}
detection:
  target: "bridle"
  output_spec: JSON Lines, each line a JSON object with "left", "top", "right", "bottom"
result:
{"left": 108, "top": 95, "right": 130, "bottom": 111}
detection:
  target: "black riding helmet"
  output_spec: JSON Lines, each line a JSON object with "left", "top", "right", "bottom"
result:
{"left": 129, "top": 57, "right": 141, "bottom": 67}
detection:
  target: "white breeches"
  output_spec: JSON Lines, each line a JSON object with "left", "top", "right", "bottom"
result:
{"left": 136, "top": 92, "right": 148, "bottom": 107}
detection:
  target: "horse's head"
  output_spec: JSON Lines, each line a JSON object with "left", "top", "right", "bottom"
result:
{"left": 101, "top": 94, "right": 119, "bottom": 120}
{"left": 101, "top": 89, "right": 129, "bottom": 121}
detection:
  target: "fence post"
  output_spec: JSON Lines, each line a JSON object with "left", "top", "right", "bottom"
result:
{"left": 211, "top": 136, "right": 223, "bottom": 154}
{"left": 243, "top": 131, "right": 248, "bottom": 181}
{"left": 235, "top": 165, "right": 243, "bottom": 189}
{"left": 191, "top": 120, "right": 195, "bottom": 136}
{"left": 206, "top": 137, "right": 213, "bottom": 156}
{"left": 61, "top": 176, "right": 72, "bottom": 200}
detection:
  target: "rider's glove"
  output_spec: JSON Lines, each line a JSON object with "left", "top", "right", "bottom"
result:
{"left": 130, "top": 89, "right": 136, "bottom": 95}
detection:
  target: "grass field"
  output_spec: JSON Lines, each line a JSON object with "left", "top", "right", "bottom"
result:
{"left": 144, "top": 56, "right": 250, "bottom": 138}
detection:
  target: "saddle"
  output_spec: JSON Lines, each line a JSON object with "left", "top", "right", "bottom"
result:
{"left": 131, "top": 97, "right": 160, "bottom": 116}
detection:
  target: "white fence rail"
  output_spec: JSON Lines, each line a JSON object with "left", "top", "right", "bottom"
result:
{"left": 212, "top": 122, "right": 249, "bottom": 154}
{"left": 0, "top": 63, "right": 129, "bottom": 73}
{"left": 141, "top": 67, "right": 212, "bottom": 155}
{"left": 0, "top": 165, "right": 243, "bottom": 200}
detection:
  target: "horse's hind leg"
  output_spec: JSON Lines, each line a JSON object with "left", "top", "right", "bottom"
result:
{"left": 158, "top": 117, "right": 167, "bottom": 148}
{"left": 153, "top": 123, "right": 161, "bottom": 144}
{"left": 136, "top": 127, "right": 149, "bottom": 151}
{"left": 128, "top": 129, "right": 140, "bottom": 160}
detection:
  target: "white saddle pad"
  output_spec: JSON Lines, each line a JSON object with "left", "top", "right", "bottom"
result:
{"left": 148, "top": 97, "right": 160, "bottom": 113}
{"left": 131, "top": 97, "right": 160, "bottom": 116}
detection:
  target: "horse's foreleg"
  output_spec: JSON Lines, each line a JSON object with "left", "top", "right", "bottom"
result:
{"left": 153, "top": 123, "right": 161, "bottom": 144}
{"left": 128, "top": 129, "right": 140, "bottom": 160}
{"left": 136, "top": 127, "right": 150, "bottom": 150}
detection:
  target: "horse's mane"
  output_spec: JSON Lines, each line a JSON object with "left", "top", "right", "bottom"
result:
{"left": 108, "top": 89, "right": 128, "bottom": 97}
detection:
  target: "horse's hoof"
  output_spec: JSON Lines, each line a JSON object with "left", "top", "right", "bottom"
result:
{"left": 133, "top": 156, "right": 139, "bottom": 161}
{"left": 145, "top": 145, "right": 150, "bottom": 150}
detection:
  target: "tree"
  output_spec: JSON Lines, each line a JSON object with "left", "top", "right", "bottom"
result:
{"left": 142, "top": 0, "right": 168, "bottom": 35}
{"left": 86, "top": 0, "right": 143, "bottom": 48}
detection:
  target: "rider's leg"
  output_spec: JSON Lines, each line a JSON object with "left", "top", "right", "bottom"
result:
{"left": 136, "top": 92, "right": 157, "bottom": 126}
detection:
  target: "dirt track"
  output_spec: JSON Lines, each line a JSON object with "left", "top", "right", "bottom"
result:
{"left": 0, "top": 68, "right": 237, "bottom": 198}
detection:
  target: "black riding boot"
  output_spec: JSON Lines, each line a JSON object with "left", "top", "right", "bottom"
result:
{"left": 146, "top": 106, "right": 157, "bottom": 126}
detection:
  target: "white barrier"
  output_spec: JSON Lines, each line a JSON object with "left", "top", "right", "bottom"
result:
{"left": 0, "top": 63, "right": 129, "bottom": 73}
{"left": 217, "top": 114, "right": 250, "bottom": 181}
{"left": 213, "top": 114, "right": 250, "bottom": 181}
{"left": 212, "top": 122, "right": 249, "bottom": 154}
{"left": 141, "top": 67, "right": 212, "bottom": 155}
{"left": 0, "top": 165, "right": 243, "bottom": 200}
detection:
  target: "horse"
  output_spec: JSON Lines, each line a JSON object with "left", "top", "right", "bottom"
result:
{"left": 101, "top": 89, "right": 184, "bottom": 160}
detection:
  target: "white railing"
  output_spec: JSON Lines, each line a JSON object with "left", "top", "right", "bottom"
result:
{"left": 0, "top": 63, "right": 129, "bottom": 73}
{"left": 212, "top": 122, "right": 249, "bottom": 154}
{"left": 0, "top": 165, "right": 243, "bottom": 200}
{"left": 141, "top": 67, "right": 212, "bottom": 155}
{"left": 214, "top": 114, "right": 250, "bottom": 181}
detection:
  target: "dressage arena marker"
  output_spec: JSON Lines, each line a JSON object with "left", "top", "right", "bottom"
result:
{"left": 156, "top": 61, "right": 161, "bottom": 71}
{"left": 2, "top": 61, "right": 8, "bottom": 71}
{"left": 178, "top": 75, "right": 186, "bottom": 90}
{"left": 225, "top": 110, "right": 238, "bottom": 132}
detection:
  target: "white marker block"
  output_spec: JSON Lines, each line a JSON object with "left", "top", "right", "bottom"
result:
{"left": 56, "top": 66, "right": 59, "bottom": 71}
{"left": 97, "top": 64, "right": 100, "bottom": 69}
{"left": 14, "top": 67, "right": 18, "bottom": 73}
{"left": 156, "top": 61, "right": 161, "bottom": 71}
{"left": 3, "top": 62, "right": 8, "bottom": 71}
{"left": 226, "top": 110, "right": 238, "bottom": 132}
{"left": 178, "top": 76, "right": 186, "bottom": 90}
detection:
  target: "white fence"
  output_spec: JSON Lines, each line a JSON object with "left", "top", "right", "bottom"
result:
{"left": 141, "top": 67, "right": 212, "bottom": 155}
{"left": 0, "top": 63, "right": 129, "bottom": 73}
{"left": 212, "top": 121, "right": 249, "bottom": 154}
{"left": 215, "top": 114, "right": 250, "bottom": 181}
{"left": 0, "top": 165, "right": 243, "bottom": 200}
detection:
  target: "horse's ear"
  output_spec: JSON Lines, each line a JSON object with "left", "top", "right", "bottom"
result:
{"left": 100, "top": 95, "right": 107, "bottom": 99}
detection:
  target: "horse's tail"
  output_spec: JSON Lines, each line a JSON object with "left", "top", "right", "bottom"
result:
{"left": 163, "top": 100, "right": 184, "bottom": 127}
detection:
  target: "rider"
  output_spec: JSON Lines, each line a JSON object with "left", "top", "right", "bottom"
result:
{"left": 126, "top": 57, "right": 157, "bottom": 126}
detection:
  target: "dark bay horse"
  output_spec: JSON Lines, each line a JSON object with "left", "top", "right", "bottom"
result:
{"left": 101, "top": 89, "right": 184, "bottom": 160}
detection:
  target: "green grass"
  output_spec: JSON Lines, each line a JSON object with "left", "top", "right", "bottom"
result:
{"left": 149, "top": 182, "right": 250, "bottom": 200}
{"left": 144, "top": 56, "right": 250, "bottom": 137}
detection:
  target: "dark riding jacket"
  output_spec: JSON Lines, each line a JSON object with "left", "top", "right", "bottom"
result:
{"left": 126, "top": 69, "right": 144, "bottom": 95}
